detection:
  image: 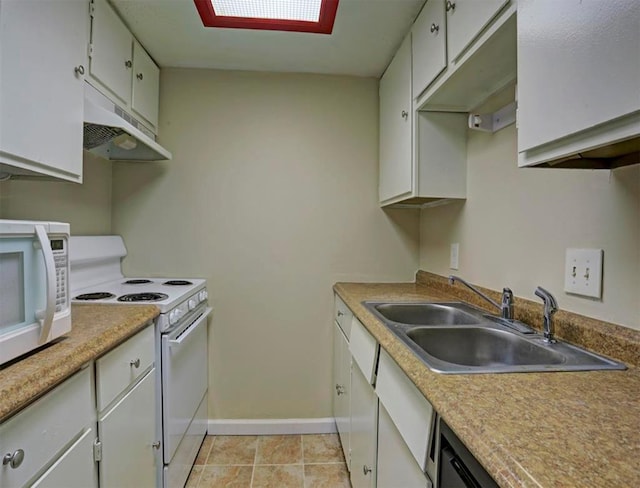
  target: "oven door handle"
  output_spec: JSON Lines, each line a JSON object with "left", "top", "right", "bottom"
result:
{"left": 34, "top": 225, "right": 56, "bottom": 344}
{"left": 168, "top": 307, "right": 212, "bottom": 348}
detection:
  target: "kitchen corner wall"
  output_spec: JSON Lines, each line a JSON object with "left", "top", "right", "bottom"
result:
{"left": 0, "top": 153, "right": 113, "bottom": 234}
{"left": 419, "top": 124, "right": 640, "bottom": 330}
{"left": 111, "top": 69, "right": 420, "bottom": 419}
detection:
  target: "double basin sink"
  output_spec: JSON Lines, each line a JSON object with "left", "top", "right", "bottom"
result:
{"left": 364, "top": 301, "right": 626, "bottom": 374}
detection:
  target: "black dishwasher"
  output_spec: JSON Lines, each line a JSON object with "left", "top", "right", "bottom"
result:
{"left": 438, "top": 419, "right": 498, "bottom": 488}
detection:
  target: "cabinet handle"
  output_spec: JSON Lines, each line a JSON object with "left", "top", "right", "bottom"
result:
{"left": 401, "top": 110, "right": 408, "bottom": 119}
{"left": 363, "top": 465, "right": 372, "bottom": 475}
{"left": 3, "top": 449, "right": 25, "bottom": 469}
{"left": 336, "top": 384, "right": 345, "bottom": 395}
{"left": 130, "top": 358, "right": 141, "bottom": 368}
{"left": 137, "top": 73, "right": 144, "bottom": 80}
{"left": 152, "top": 441, "right": 161, "bottom": 450}
{"left": 337, "top": 311, "right": 344, "bottom": 317}
{"left": 430, "top": 23, "right": 439, "bottom": 34}
{"left": 125, "top": 60, "right": 132, "bottom": 68}
{"left": 446, "top": 1, "right": 456, "bottom": 12}
{"left": 74, "top": 65, "right": 85, "bottom": 76}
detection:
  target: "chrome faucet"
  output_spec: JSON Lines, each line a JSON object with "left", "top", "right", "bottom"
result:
{"left": 448, "top": 275, "right": 513, "bottom": 320}
{"left": 534, "top": 286, "right": 558, "bottom": 343}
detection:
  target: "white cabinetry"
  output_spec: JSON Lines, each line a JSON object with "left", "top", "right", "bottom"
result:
{"left": 95, "top": 326, "right": 158, "bottom": 488}
{"left": 89, "top": 0, "right": 160, "bottom": 131}
{"left": 517, "top": 0, "right": 640, "bottom": 168}
{"left": 379, "top": 34, "right": 413, "bottom": 204}
{"left": 0, "top": 0, "right": 88, "bottom": 183}
{"left": 350, "top": 362, "right": 377, "bottom": 488}
{"left": 411, "top": 0, "right": 446, "bottom": 100}
{"left": 0, "top": 368, "right": 97, "bottom": 488}
{"left": 332, "top": 297, "right": 352, "bottom": 470}
{"left": 446, "top": 0, "right": 509, "bottom": 63}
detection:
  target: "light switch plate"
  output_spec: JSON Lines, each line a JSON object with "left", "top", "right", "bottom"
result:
{"left": 450, "top": 243, "right": 459, "bottom": 270}
{"left": 564, "top": 248, "right": 603, "bottom": 299}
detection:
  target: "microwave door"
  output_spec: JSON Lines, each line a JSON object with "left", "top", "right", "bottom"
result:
{"left": 0, "top": 227, "right": 55, "bottom": 343}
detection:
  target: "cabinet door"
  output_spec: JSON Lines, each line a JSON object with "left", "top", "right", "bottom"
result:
{"left": 446, "top": 0, "right": 508, "bottom": 63}
{"left": 379, "top": 34, "right": 413, "bottom": 204}
{"left": 131, "top": 40, "right": 160, "bottom": 129}
{"left": 31, "top": 428, "right": 98, "bottom": 488}
{"left": 377, "top": 404, "right": 431, "bottom": 488}
{"left": 350, "top": 365, "right": 377, "bottom": 488}
{"left": 89, "top": 0, "right": 133, "bottom": 105}
{"left": 98, "top": 368, "right": 157, "bottom": 488}
{"left": 412, "top": 0, "right": 446, "bottom": 98}
{"left": 333, "top": 321, "right": 351, "bottom": 469}
{"left": 517, "top": 0, "right": 640, "bottom": 154}
{"left": 0, "top": 0, "right": 87, "bottom": 182}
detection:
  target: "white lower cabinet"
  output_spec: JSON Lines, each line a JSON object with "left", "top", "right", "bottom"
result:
{"left": 98, "top": 367, "right": 157, "bottom": 488}
{"left": 333, "top": 320, "right": 351, "bottom": 469}
{"left": 0, "top": 367, "right": 96, "bottom": 488}
{"left": 377, "top": 404, "right": 431, "bottom": 488}
{"left": 349, "top": 363, "right": 378, "bottom": 488}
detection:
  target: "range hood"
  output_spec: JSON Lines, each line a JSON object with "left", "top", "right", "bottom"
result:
{"left": 83, "top": 83, "right": 172, "bottom": 161}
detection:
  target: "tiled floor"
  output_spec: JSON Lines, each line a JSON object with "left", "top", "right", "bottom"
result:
{"left": 186, "top": 434, "right": 352, "bottom": 488}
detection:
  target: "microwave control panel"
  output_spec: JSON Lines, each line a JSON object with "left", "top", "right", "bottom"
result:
{"left": 51, "top": 238, "right": 68, "bottom": 312}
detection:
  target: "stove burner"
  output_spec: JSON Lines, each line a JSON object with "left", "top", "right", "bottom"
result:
{"left": 163, "top": 280, "right": 193, "bottom": 286}
{"left": 117, "top": 293, "right": 169, "bottom": 302}
{"left": 75, "top": 292, "right": 116, "bottom": 301}
{"left": 123, "top": 279, "right": 154, "bottom": 285}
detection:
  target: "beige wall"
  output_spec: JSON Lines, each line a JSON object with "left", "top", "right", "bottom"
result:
{"left": 0, "top": 153, "right": 113, "bottom": 234}
{"left": 419, "top": 124, "right": 640, "bottom": 330}
{"left": 111, "top": 69, "right": 420, "bottom": 419}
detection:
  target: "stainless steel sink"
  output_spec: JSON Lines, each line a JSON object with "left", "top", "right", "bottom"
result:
{"left": 363, "top": 301, "right": 626, "bottom": 374}
{"left": 371, "top": 302, "right": 483, "bottom": 325}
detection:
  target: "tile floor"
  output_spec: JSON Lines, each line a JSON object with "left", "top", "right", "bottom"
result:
{"left": 186, "top": 434, "right": 351, "bottom": 488}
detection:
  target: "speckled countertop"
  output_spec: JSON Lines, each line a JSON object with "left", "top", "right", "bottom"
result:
{"left": 334, "top": 276, "right": 640, "bottom": 488}
{"left": 0, "top": 304, "right": 159, "bottom": 423}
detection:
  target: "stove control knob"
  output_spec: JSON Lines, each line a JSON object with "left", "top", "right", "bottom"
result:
{"left": 188, "top": 298, "right": 196, "bottom": 310}
{"left": 169, "top": 310, "right": 178, "bottom": 325}
{"left": 199, "top": 290, "right": 208, "bottom": 301}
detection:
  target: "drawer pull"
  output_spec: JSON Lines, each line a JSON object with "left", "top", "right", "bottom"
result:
{"left": 3, "top": 449, "right": 25, "bottom": 469}
{"left": 130, "top": 358, "right": 141, "bottom": 368}
{"left": 337, "top": 311, "right": 344, "bottom": 317}
{"left": 363, "top": 465, "right": 372, "bottom": 475}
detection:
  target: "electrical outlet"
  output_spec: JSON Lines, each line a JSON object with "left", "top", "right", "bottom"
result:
{"left": 564, "top": 248, "right": 603, "bottom": 299}
{"left": 450, "top": 243, "right": 459, "bottom": 270}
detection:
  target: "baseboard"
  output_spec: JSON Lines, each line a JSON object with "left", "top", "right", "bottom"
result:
{"left": 208, "top": 418, "right": 337, "bottom": 436}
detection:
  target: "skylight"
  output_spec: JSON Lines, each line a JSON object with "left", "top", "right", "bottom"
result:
{"left": 194, "top": 0, "right": 339, "bottom": 34}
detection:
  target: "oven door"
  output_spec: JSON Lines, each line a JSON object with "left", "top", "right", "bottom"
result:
{"left": 161, "top": 306, "right": 211, "bottom": 463}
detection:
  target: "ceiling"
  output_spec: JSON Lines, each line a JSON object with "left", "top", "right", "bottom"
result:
{"left": 112, "top": 0, "right": 425, "bottom": 78}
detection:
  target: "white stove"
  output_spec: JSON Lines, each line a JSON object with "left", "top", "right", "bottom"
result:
{"left": 70, "top": 235, "right": 209, "bottom": 488}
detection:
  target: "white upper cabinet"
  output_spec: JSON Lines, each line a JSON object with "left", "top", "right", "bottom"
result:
{"left": 88, "top": 0, "right": 160, "bottom": 131}
{"left": 88, "top": 0, "right": 133, "bottom": 106}
{"left": 412, "top": 0, "right": 446, "bottom": 99}
{"left": 131, "top": 40, "right": 160, "bottom": 128}
{"left": 379, "top": 34, "right": 413, "bottom": 204}
{"left": 517, "top": 0, "right": 640, "bottom": 168}
{"left": 446, "top": 0, "right": 509, "bottom": 63}
{"left": 0, "top": 0, "right": 88, "bottom": 183}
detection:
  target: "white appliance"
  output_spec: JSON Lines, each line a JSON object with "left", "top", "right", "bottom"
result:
{"left": 69, "top": 236, "right": 209, "bottom": 488}
{"left": 0, "top": 220, "right": 71, "bottom": 367}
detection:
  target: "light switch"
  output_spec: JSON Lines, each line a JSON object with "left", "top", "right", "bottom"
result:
{"left": 564, "top": 248, "right": 603, "bottom": 299}
{"left": 450, "top": 243, "right": 459, "bottom": 270}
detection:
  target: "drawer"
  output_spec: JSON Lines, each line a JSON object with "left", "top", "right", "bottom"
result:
{"left": 376, "top": 349, "right": 435, "bottom": 471}
{"left": 349, "top": 317, "right": 379, "bottom": 385}
{"left": 334, "top": 295, "right": 353, "bottom": 339}
{"left": 0, "top": 367, "right": 93, "bottom": 488}
{"left": 96, "top": 324, "right": 154, "bottom": 411}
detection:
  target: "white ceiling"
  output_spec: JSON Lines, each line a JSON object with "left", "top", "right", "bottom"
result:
{"left": 112, "top": 0, "right": 425, "bottom": 77}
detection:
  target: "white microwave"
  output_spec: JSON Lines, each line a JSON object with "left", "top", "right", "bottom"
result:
{"left": 0, "top": 220, "right": 71, "bottom": 366}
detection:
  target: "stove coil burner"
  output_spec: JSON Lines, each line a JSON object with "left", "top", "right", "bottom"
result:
{"left": 163, "top": 280, "right": 193, "bottom": 286}
{"left": 75, "top": 292, "right": 116, "bottom": 301}
{"left": 123, "top": 279, "right": 154, "bottom": 285}
{"left": 117, "top": 293, "right": 169, "bottom": 302}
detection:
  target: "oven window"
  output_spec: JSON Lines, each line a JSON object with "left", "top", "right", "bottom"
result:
{"left": 0, "top": 252, "right": 25, "bottom": 331}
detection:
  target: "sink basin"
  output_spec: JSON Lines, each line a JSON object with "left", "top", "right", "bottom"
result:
{"left": 371, "top": 302, "right": 483, "bottom": 326}
{"left": 363, "top": 300, "right": 626, "bottom": 374}
{"left": 406, "top": 327, "right": 565, "bottom": 367}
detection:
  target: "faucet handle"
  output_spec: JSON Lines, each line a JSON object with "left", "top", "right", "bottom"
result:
{"left": 534, "top": 287, "right": 558, "bottom": 314}
{"left": 500, "top": 288, "right": 514, "bottom": 319}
